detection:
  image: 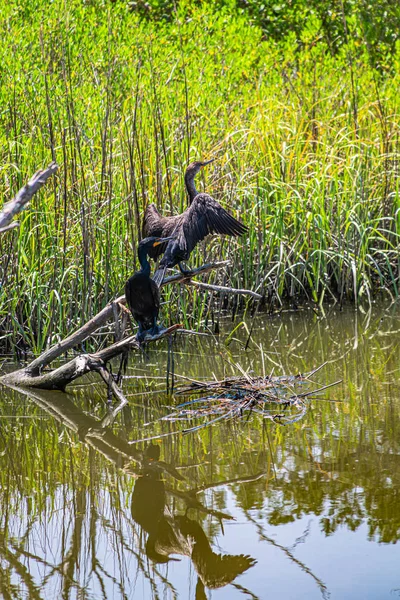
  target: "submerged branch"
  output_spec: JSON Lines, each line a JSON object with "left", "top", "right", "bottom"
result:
{"left": 97, "top": 366, "right": 128, "bottom": 405}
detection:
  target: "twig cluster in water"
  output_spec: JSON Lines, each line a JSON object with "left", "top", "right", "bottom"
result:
{"left": 160, "top": 365, "right": 341, "bottom": 432}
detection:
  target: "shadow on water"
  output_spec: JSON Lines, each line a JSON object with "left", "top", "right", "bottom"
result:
{"left": 0, "top": 305, "right": 400, "bottom": 599}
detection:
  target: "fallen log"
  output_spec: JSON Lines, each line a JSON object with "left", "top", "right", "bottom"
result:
{"left": 0, "top": 325, "right": 182, "bottom": 391}
{"left": 25, "top": 262, "right": 229, "bottom": 376}
{"left": 0, "top": 260, "right": 258, "bottom": 394}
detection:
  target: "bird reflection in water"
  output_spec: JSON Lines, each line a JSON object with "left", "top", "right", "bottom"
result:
{"left": 131, "top": 444, "right": 256, "bottom": 599}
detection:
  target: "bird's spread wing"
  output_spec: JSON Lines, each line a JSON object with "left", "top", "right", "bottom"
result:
{"left": 143, "top": 204, "right": 164, "bottom": 238}
{"left": 143, "top": 204, "right": 181, "bottom": 259}
{"left": 182, "top": 193, "right": 248, "bottom": 254}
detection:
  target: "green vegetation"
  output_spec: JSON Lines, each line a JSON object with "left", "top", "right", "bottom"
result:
{"left": 131, "top": 0, "right": 400, "bottom": 71}
{"left": 0, "top": 0, "right": 400, "bottom": 353}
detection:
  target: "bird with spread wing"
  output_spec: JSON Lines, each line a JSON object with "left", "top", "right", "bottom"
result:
{"left": 143, "top": 159, "right": 248, "bottom": 285}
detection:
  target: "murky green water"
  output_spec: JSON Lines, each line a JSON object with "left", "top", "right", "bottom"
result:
{"left": 1, "top": 306, "right": 400, "bottom": 599}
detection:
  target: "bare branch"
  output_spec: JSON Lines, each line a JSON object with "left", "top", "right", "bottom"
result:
{"left": 0, "top": 162, "right": 59, "bottom": 230}
{"left": 26, "top": 263, "right": 229, "bottom": 374}
{"left": 162, "top": 261, "right": 229, "bottom": 285}
{"left": 186, "top": 279, "right": 262, "bottom": 299}
{"left": 26, "top": 300, "right": 126, "bottom": 375}
{"left": 0, "top": 221, "right": 20, "bottom": 234}
{"left": 95, "top": 366, "right": 128, "bottom": 405}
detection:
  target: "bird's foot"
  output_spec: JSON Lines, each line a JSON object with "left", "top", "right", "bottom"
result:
{"left": 135, "top": 329, "right": 147, "bottom": 343}
{"left": 135, "top": 326, "right": 161, "bottom": 343}
{"left": 178, "top": 263, "right": 194, "bottom": 278}
{"left": 148, "top": 324, "right": 160, "bottom": 337}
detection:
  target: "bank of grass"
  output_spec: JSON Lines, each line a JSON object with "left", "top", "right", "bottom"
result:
{"left": 0, "top": 0, "right": 399, "bottom": 353}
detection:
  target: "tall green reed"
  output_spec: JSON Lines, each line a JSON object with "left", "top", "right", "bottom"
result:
{"left": 0, "top": 0, "right": 399, "bottom": 353}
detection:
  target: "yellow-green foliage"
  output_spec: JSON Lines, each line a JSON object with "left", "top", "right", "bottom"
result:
{"left": 0, "top": 0, "right": 400, "bottom": 352}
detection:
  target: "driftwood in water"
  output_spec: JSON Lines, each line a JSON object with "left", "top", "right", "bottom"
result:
{"left": 0, "top": 325, "right": 182, "bottom": 391}
{"left": 159, "top": 367, "right": 342, "bottom": 431}
{"left": 0, "top": 258, "right": 258, "bottom": 397}
{"left": 25, "top": 262, "right": 230, "bottom": 377}
{"left": 0, "top": 162, "right": 59, "bottom": 233}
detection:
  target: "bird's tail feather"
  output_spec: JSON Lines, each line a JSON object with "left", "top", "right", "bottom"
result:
{"left": 152, "top": 265, "right": 167, "bottom": 287}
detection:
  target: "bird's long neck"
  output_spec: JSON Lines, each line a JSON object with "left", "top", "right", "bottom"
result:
{"left": 184, "top": 172, "right": 198, "bottom": 203}
{"left": 138, "top": 245, "right": 151, "bottom": 276}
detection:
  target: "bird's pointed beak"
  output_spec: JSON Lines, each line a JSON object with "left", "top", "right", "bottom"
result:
{"left": 153, "top": 236, "right": 174, "bottom": 247}
{"left": 201, "top": 158, "right": 215, "bottom": 167}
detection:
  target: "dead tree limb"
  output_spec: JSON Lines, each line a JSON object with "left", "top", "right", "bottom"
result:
{"left": 26, "top": 299, "right": 127, "bottom": 376}
{"left": 0, "top": 325, "right": 182, "bottom": 390}
{"left": 97, "top": 366, "right": 128, "bottom": 405}
{"left": 186, "top": 279, "right": 262, "bottom": 299}
{"left": 25, "top": 262, "right": 230, "bottom": 375}
{"left": 0, "top": 259, "right": 257, "bottom": 392}
{"left": 0, "top": 222, "right": 19, "bottom": 234}
{"left": 162, "top": 261, "right": 229, "bottom": 285}
{"left": 0, "top": 162, "right": 59, "bottom": 232}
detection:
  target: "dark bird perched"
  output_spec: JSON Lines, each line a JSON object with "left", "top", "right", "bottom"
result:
{"left": 125, "top": 236, "right": 172, "bottom": 342}
{"left": 143, "top": 159, "right": 248, "bottom": 285}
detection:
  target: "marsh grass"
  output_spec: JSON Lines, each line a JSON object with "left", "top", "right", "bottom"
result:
{"left": 0, "top": 1, "right": 399, "bottom": 353}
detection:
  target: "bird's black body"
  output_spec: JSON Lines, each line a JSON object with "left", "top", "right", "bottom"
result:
{"left": 142, "top": 160, "right": 248, "bottom": 284}
{"left": 125, "top": 270, "right": 159, "bottom": 336}
{"left": 125, "top": 237, "right": 168, "bottom": 341}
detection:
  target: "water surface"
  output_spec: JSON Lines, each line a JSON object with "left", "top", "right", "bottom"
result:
{"left": 1, "top": 305, "right": 400, "bottom": 599}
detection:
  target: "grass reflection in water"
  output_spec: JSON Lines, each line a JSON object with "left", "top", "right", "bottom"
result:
{"left": 0, "top": 307, "right": 399, "bottom": 599}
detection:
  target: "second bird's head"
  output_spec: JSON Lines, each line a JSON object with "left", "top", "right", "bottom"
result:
{"left": 185, "top": 158, "right": 214, "bottom": 180}
{"left": 139, "top": 236, "right": 174, "bottom": 251}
